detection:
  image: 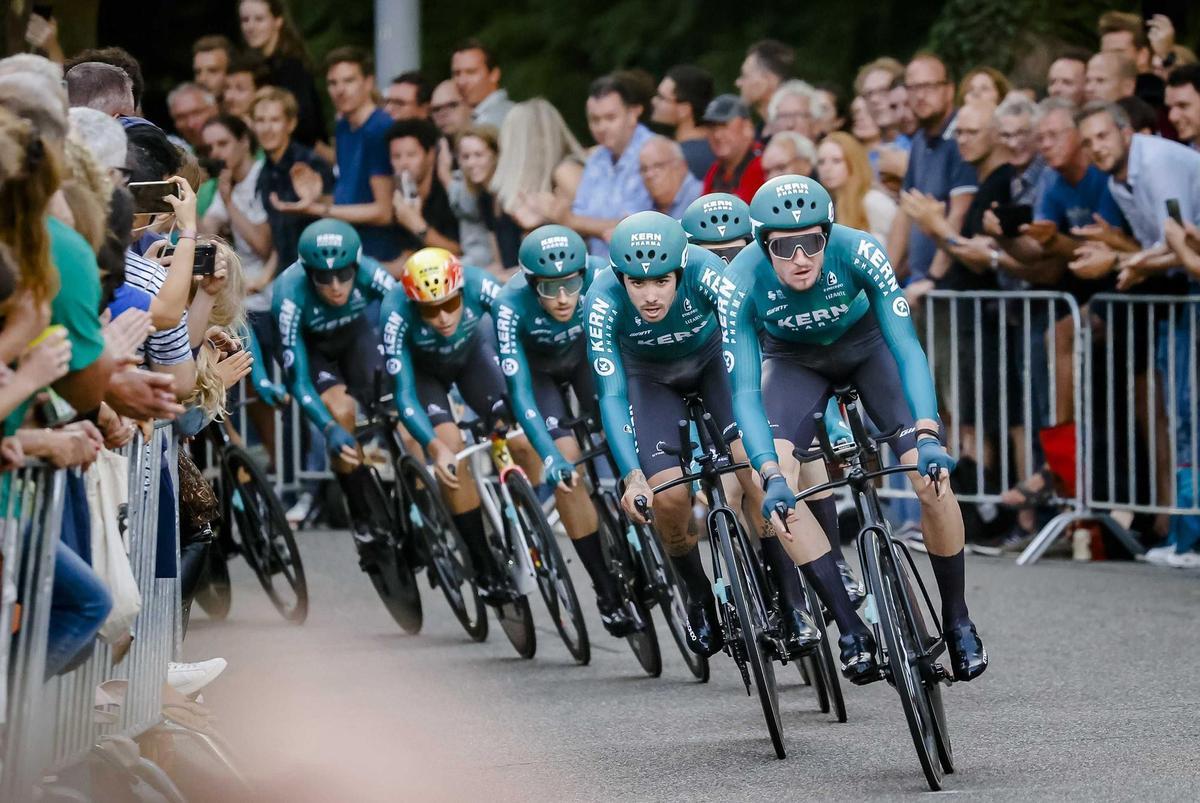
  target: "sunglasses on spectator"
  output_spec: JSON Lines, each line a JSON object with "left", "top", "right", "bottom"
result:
{"left": 308, "top": 265, "right": 356, "bottom": 286}
{"left": 767, "top": 232, "right": 827, "bottom": 260}
{"left": 418, "top": 293, "right": 464, "bottom": 318}
{"left": 710, "top": 245, "right": 744, "bottom": 265}
{"left": 535, "top": 273, "right": 585, "bottom": 299}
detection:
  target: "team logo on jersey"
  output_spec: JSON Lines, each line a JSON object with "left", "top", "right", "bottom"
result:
{"left": 501, "top": 357, "right": 519, "bottom": 376}
{"left": 723, "top": 350, "right": 735, "bottom": 371}
{"left": 404, "top": 407, "right": 414, "bottom": 417}
{"left": 892, "top": 297, "right": 911, "bottom": 317}
{"left": 282, "top": 349, "right": 295, "bottom": 368}
{"left": 386, "top": 358, "right": 401, "bottom": 375}
{"left": 317, "top": 371, "right": 336, "bottom": 384}
{"left": 683, "top": 297, "right": 693, "bottom": 312}
{"left": 525, "top": 409, "right": 537, "bottom": 420}
{"left": 593, "top": 357, "right": 616, "bottom": 376}
{"left": 427, "top": 403, "right": 445, "bottom": 415}
{"left": 545, "top": 416, "right": 559, "bottom": 430}
{"left": 767, "top": 289, "right": 783, "bottom": 301}
{"left": 827, "top": 271, "right": 838, "bottom": 287}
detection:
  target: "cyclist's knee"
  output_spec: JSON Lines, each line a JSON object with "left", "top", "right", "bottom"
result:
{"left": 555, "top": 436, "right": 581, "bottom": 462}
{"left": 910, "top": 473, "right": 957, "bottom": 506}
{"left": 322, "top": 387, "right": 357, "bottom": 429}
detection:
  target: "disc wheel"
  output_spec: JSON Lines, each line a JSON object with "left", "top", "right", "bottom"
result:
{"left": 358, "top": 464, "right": 422, "bottom": 634}
{"left": 803, "top": 578, "right": 846, "bottom": 722}
{"left": 194, "top": 541, "right": 232, "bottom": 621}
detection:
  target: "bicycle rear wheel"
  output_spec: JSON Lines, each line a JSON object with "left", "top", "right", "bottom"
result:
{"left": 639, "top": 519, "right": 711, "bottom": 681}
{"left": 507, "top": 471, "right": 590, "bottom": 664}
{"left": 359, "top": 465, "right": 423, "bottom": 634}
{"left": 397, "top": 455, "right": 487, "bottom": 642}
{"left": 224, "top": 446, "right": 308, "bottom": 623}
{"left": 803, "top": 578, "right": 846, "bottom": 723}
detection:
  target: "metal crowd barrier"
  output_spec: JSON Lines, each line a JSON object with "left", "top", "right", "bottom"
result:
{"left": 0, "top": 423, "right": 180, "bottom": 801}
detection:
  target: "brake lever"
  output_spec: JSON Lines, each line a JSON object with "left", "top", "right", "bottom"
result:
{"left": 772, "top": 501, "right": 791, "bottom": 535}
{"left": 634, "top": 495, "right": 654, "bottom": 523}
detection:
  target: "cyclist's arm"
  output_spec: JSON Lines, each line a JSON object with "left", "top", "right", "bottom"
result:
{"left": 273, "top": 281, "right": 334, "bottom": 431}
{"left": 585, "top": 284, "right": 638, "bottom": 479}
{"left": 380, "top": 292, "right": 437, "bottom": 448}
{"left": 496, "top": 296, "right": 558, "bottom": 462}
{"left": 243, "top": 322, "right": 272, "bottom": 392}
{"left": 720, "top": 269, "right": 776, "bottom": 470}
{"left": 470, "top": 267, "right": 502, "bottom": 315}
{"left": 359, "top": 257, "right": 397, "bottom": 301}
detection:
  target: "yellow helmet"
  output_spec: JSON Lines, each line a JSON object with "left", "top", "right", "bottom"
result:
{"left": 401, "top": 247, "right": 464, "bottom": 303}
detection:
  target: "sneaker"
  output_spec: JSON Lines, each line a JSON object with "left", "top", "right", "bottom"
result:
{"left": 1165, "top": 550, "right": 1200, "bottom": 569}
{"left": 1139, "top": 545, "right": 1177, "bottom": 566}
{"left": 167, "top": 658, "right": 227, "bottom": 697}
{"left": 286, "top": 492, "right": 314, "bottom": 527}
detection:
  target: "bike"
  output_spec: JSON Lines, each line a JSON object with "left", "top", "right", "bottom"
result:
{"left": 795, "top": 385, "right": 955, "bottom": 790}
{"left": 457, "top": 418, "right": 589, "bottom": 663}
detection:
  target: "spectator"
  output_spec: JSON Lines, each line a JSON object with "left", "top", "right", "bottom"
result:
{"left": 736, "top": 39, "right": 794, "bottom": 125}
{"left": 995, "top": 94, "right": 1049, "bottom": 210}
{"left": 238, "top": 0, "right": 328, "bottom": 155}
{"left": 764, "top": 80, "right": 819, "bottom": 139}
{"left": 856, "top": 57, "right": 911, "bottom": 149}
{"left": 568, "top": 75, "right": 653, "bottom": 256}
{"left": 1117, "top": 95, "right": 1159, "bottom": 135}
{"left": 222, "top": 51, "right": 267, "bottom": 124}
{"left": 384, "top": 71, "right": 432, "bottom": 121}
{"left": 192, "top": 35, "right": 235, "bottom": 98}
{"left": 68, "top": 107, "right": 128, "bottom": 187}
{"left": 887, "top": 52, "right": 976, "bottom": 298}
{"left": 639, "top": 135, "right": 702, "bottom": 219}
{"left": 701, "top": 94, "right": 764, "bottom": 203}
{"left": 1047, "top": 53, "right": 1089, "bottom": 107}
{"left": 817, "top": 131, "right": 897, "bottom": 247}
{"left": 452, "top": 38, "right": 513, "bottom": 128}
{"left": 430, "top": 79, "right": 471, "bottom": 140}
{"left": 64, "top": 47, "right": 145, "bottom": 113}
{"left": 167, "top": 82, "right": 218, "bottom": 150}
{"left": 272, "top": 48, "right": 397, "bottom": 262}
{"left": 957, "top": 67, "right": 1010, "bottom": 107}
{"left": 890, "top": 80, "right": 918, "bottom": 138}
{"left": 252, "top": 87, "right": 333, "bottom": 270}
{"left": 492, "top": 98, "right": 585, "bottom": 233}
{"left": 1166, "top": 65, "right": 1200, "bottom": 149}
{"left": 761, "top": 130, "right": 816, "bottom": 180}
{"left": 812, "top": 84, "right": 846, "bottom": 139}
{"left": 1098, "top": 10, "right": 1153, "bottom": 74}
{"left": 388, "top": 118, "right": 461, "bottom": 259}
{"left": 1086, "top": 52, "right": 1137, "bottom": 104}
{"left": 448, "top": 124, "right": 502, "bottom": 271}
{"left": 65, "top": 62, "right": 135, "bottom": 117}
{"left": 849, "top": 95, "right": 881, "bottom": 150}
{"left": 650, "top": 64, "right": 715, "bottom": 181}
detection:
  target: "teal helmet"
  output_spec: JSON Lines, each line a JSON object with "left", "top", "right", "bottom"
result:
{"left": 749, "top": 175, "right": 835, "bottom": 246}
{"left": 298, "top": 218, "right": 362, "bottom": 271}
{"left": 608, "top": 211, "right": 689, "bottom": 279}
{"left": 518, "top": 225, "right": 588, "bottom": 278}
{"left": 681, "top": 193, "right": 751, "bottom": 244}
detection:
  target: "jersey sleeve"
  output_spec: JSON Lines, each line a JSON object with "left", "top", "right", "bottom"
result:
{"left": 380, "top": 288, "right": 436, "bottom": 448}
{"left": 848, "top": 231, "right": 940, "bottom": 423}
{"left": 243, "top": 321, "right": 272, "bottom": 392}
{"left": 495, "top": 288, "right": 558, "bottom": 463}
{"left": 359, "top": 256, "right": 397, "bottom": 301}
{"left": 470, "top": 267, "right": 502, "bottom": 314}
{"left": 273, "top": 273, "right": 334, "bottom": 431}
{"left": 584, "top": 277, "right": 638, "bottom": 479}
{"left": 719, "top": 257, "right": 776, "bottom": 470}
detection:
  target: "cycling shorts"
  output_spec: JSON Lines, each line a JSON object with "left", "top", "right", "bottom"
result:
{"left": 528, "top": 339, "right": 597, "bottom": 441}
{"left": 624, "top": 333, "right": 737, "bottom": 478}
{"left": 306, "top": 315, "right": 384, "bottom": 405}
{"left": 413, "top": 328, "right": 507, "bottom": 430}
{"left": 761, "top": 315, "right": 922, "bottom": 458}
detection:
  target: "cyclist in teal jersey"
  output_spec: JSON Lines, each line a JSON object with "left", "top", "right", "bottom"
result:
{"left": 585, "top": 211, "right": 819, "bottom": 658}
{"left": 272, "top": 219, "right": 396, "bottom": 547}
{"left": 684, "top": 192, "right": 866, "bottom": 607}
{"left": 244, "top": 324, "right": 288, "bottom": 407}
{"left": 716, "top": 174, "right": 987, "bottom": 683}
{"left": 493, "top": 225, "right": 634, "bottom": 635}
{"left": 380, "top": 247, "right": 543, "bottom": 600}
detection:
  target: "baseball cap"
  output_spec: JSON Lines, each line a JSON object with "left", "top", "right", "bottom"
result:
{"left": 702, "top": 93, "right": 751, "bottom": 124}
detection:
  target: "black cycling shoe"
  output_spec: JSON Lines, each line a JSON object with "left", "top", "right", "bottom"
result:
{"left": 780, "top": 606, "right": 821, "bottom": 657}
{"left": 838, "top": 630, "right": 880, "bottom": 685}
{"left": 837, "top": 559, "right": 866, "bottom": 609}
{"left": 353, "top": 529, "right": 391, "bottom": 571}
{"left": 598, "top": 596, "right": 637, "bottom": 638}
{"left": 474, "top": 574, "right": 514, "bottom": 606}
{"left": 944, "top": 621, "right": 988, "bottom": 681}
{"left": 685, "top": 596, "right": 724, "bottom": 657}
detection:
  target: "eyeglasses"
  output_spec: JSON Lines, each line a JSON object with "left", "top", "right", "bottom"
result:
{"left": 430, "top": 100, "right": 462, "bottom": 115}
{"left": 308, "top": 265, "right": 356, "bottom": 286}
{"left": 417, "top": 293, "right": 464, "bottom": 318}
{"left": 904, "top": 80, "right": 949, "bottom": 95}
{"left": 998, "top": 129, "right": 1032, "bottom": 143}
{"left": 639, "top": 159, "right": 679, "bottom": 176}
{"left": 767, "top": 232, "right": 827, "bottom": 260}
{"left": 535, "top": 273, "right": 585, "bottom": 299}
{"left": 862, "top": 87, "right": 891, "bottom": 100}
{"left": 710, "top": 245, "right": 745, "bottom": 265}
{"left": 954, "top": 126, "right": 985, "bottom": 139}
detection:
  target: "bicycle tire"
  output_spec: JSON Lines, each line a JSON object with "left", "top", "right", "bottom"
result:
{"left": 358, "top": 464, "right": 423, "bottom": 634}
{"left": 862, "top": 527, "right": 942, "bottom": 790}
{"left": 898, "top": 547, "right": 955, "bottom": 774}
{"left": 397, "top": 455, "right": 487, "bottom": 642}
{"left": 507, "top": 471, "right": 590, "bottom": 664}
{"left": 195, "top": 542, "right": 232, "bottom": 621}
{"left": 716, "top": 511, "right": 785, "bottom": 759}
{"left": 639, "top": 518, "right": 711, "bottom": 681}
{"left": 804, "top": 578, "right": 847, "bottom": 723}
{"left": 497, "top": 596, "right": 537, "bottom": 659}
{"left": 604, "top": 516, "right": 663, "bottom": 677}
{"left": 223, "top": 447, "right": 309, "bottom": 623}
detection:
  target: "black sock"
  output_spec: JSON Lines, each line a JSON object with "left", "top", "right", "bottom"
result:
{"left": 928, "top": 549, "right": 970, "bottom": 629}
{"left": 806, "top": 496, "right": 844, "bottom": 561}
{"left": 760, "top": 536, "right": 807, "bottom": 612}
{"left": 570, "top": 531, "right": 618, "bottom": 601}
{"left": 452, "top": 508, "right": 496, "bottom": 579}
{"left": 337, "top": 466, "right": 379, "bottom": 532}
{"left": 801, "top": 553, "right": 866, "bottom": 637}
{"left": 670, "top": 546, "right": 712, "bottom": 602}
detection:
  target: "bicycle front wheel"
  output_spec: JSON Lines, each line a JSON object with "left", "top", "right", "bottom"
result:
{"left": 803, "top": 577, "right": 846, "bottom": 723}
{"left": 359, "top": 464, "right": 423, "bottom": 634}
{"left": 633, "top": 513, "right": 708, "bottom": 681}
{"left": 194, "top": 540, "right": 232, "bottom": 621}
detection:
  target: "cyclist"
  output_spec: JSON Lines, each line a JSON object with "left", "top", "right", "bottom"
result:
{"left": 585, "top": 210, "right": 818, "bottom": 658}
{"left": 493, "top": 225, "right": 634, "bottom": 636}
{"left": 272, "top": 219, "right": 396, "bottom": 550}
{"left": 380, "top": 247, "right": 543, "bottom": 601}
{"left": 684, "top": 193, "right": 866, "bottom": 607}
{"left": 718, "top": 174, "right": 987, "bottom": 683}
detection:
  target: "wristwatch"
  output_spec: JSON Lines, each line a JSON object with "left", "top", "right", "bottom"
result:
{"left": 989, "top": 248, "right": 1000, "bottom": 270}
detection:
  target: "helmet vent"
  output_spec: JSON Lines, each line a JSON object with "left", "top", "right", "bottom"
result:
{"left": 783, "top": 199, "right": 793, "bottom": 209}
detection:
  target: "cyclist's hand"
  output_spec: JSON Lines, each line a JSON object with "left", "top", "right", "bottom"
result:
{"left": 544, "top": 452, "right": 576, "bottom": 492}
{"left": 917, "top": 438, "right": 956, "bottom": 499}
{"left": 325, "top": 424, "right": 359, "bottom": 466}
{"left": 256, "top": 379, "right": 289, "bottom": 408}
{"left": 761, "top": 474, "right": 796, "bottom": 541}
{"left": 621, "top": 470, "right": 653, "bottom": 524}
{"left": 427, "top": 439, "right": 460, "bottom": 490}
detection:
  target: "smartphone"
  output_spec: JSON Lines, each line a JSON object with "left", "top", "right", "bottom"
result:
{"left": 128, "top": 181, "right": 180, "bottom": 214}
{"left": 36, "top": 388, "right": 76, "bottom": 429}
{"left": 1166, "top": 198, "right": 1182, "bottom": 225}
{"left": 994, "top": 203, "right": 1033, "bottom": 237}
{"left": 161, "top": 242, "right": 217, "bottom": 275}
{"left": 399, "top": 170, "right": 418, "bottom": 202}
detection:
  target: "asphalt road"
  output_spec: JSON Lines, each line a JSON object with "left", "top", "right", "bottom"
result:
{"left": 184, "top": 526, "right": 1200, "bottom": 802}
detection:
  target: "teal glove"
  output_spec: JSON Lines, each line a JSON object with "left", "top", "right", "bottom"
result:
{"left": 543, "top": 451, "right": 576, "bottom": 487}
{"left": 916, "top": 437, "right": 957, "bottom": 480}
{"left": 256, "top": 379, "right": 289, "bottom": 407}
{"left": 760, "top": 473, "right": 796, "bottom": 520}
{"left": 325, "top": 423, "right": 357, "bottom": 457}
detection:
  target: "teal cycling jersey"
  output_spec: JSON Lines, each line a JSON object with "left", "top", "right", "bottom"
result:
{"left": 380, "top": 266, "right": 502, "bottom": 447}
{"left": 584, "top": 244, "right": 726, "bottom": 478}
{"left": 495, "top": 256, "right": 604, "bottom": 462}
{"left": 272, "top": 257, "right": 395, "bottom": 431}
{"left": 713, "top": 223, "right": 939, "bottom": 469}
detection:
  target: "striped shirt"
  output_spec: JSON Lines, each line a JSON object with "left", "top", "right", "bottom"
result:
{"left": 124, "top": 250, "right": 192, "bottom": 366}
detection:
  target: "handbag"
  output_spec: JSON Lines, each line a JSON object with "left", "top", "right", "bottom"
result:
{"left": 85, "top": 449, "right": 142, "bottom": 643}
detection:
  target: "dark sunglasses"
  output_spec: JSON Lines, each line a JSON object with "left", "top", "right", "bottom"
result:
{"left": 535, "top": 273, "right": 584, "bottom": 299}
{"left": 767, "top": 232, "right": 827, "bottom": 260}
{"left": 418, "top": 293, "right": 464, "bottom": 318}
{"left": 308, "top": 265, "right": 357, "bottom": 286}
{"left": 710, "top": 245, "right": 745, "bottom": 265}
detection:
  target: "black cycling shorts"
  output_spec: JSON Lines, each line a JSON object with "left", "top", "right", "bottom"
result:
{"left": 624, "top": 334, "right": 737, "bottom": 478}
{"left": 529, "top": 338, "right": 597, "bottom": 441}
{"left": 413, "top": 328, "right": 507, "bottom": 431}
{"left": 761, "top": 315, "right": 921, "bottom": 458}
{"left": 306, "top": 315, "right": 384, "bottom": 405}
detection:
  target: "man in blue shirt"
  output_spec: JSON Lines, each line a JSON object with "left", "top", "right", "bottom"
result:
{"left": 640, "top": 136, "right": 702, "bottom": 219}
{"left": 567, "top": 75, "right": 654, "bottom": 257}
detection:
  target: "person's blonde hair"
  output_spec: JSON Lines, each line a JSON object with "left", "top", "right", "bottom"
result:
{"left": 60, "top": 136, "right": 112, "bottom": 252}
{"left": 490, "top": 98, "right": 584, "bottom": 212}
{"left": 821, "top": 131, "right": 874, "bottom": 232}
{"left": 0, "top": 107, "right": 61, "bottom": 304}
{"left": 184, "top": 238, "right": 247, "bottom": 418}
